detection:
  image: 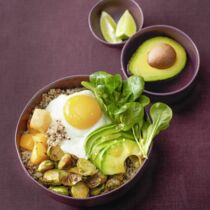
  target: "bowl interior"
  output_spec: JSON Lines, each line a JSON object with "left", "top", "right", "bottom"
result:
{"left": 121, "top": 25, "right": 200, "bottom": 94}
{"left": 15, "top": 75, "right": 152, "bottom": 206}
{"left": 89, "top": 0, "right": 144, "bottom": 45}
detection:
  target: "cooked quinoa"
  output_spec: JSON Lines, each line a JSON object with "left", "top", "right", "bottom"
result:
{"left": 36, "top": 88, "right": 85, "bottom": 109}
{"left": 20, "top": 87, "right": 141, "bottom": 196}
{"left": 47, "top": 120, "right": 70, "bottom": 147}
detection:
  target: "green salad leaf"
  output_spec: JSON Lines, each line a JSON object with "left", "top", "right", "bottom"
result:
{"left": 82, "top": 71, "right": 173, "bottom": 158}
{"left": 139, "top": 103, "right": 173, "bottom": 158}
{"left": 82, "top": 71, "right": 145, "bottom": 129}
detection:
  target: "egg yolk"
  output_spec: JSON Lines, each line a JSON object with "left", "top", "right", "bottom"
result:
{"left": 64, "top": 95, "right": 102, "bottom": 129}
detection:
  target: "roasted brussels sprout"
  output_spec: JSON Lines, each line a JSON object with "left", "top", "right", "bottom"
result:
{"left": 105, "top": 176, "right": 123, "bottom": 191}
{"left": 71, "top": 182, "right": 89, "bottom": 198}
{"left": 90, "top": 184, "right": 105, "bottom": 196}
{"left": 128, "top": 155, "right": 141, "bottom": 168}
{"left": 85, "top": 172, "right": 107, "bottom": 189}
{"left": 58, "top": 154, "right": 77, "bottom": 170}
{"left": 47, "top": 145, "right": 64, "bottom": 161}
{"left": 110, "top": 173, "right": 124, "bottom": 182}
{"left": 49, "top": 186, "right": 69, "bottom": 196}
{"left": 77, "top": 159, "right": 97, "bottom": 176}
{"left": 68, "top": 167, "right": 80, "bottom": 174}
{"left": 61, "top": 173, "right": 82, "bottom": 186}
{"left": 42, "top": 169, "right": 68, "bottom": 185}
{"left": 37, "top": 160, "right": 54, "bottom": 173}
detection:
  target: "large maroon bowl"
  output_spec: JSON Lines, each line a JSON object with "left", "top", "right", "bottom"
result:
{"left": 121, "top": 25, "right": 200, "bottom": 104}
{"left": 15, "top": 75, "right": 152, "bottom": 207}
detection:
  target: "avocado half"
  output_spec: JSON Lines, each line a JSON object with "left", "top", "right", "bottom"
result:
{"left": 128, "top": 36, "right": 187, "bottom": 82}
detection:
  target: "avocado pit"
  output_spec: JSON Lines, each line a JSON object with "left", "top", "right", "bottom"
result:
{"left": 147, "top": 43, "right": 177, "bottom": 69}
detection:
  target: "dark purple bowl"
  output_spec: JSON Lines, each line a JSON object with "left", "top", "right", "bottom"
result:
{"left": 121, "top": 25, "right": 200, "bottom": 104}
{"left": 15, "top": 75, "right": 152, "bottom": 207}
{"left": 88, "top": 0, "right": 144, "bottom": 47}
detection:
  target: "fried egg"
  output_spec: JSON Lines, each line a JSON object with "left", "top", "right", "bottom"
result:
{"left": 46, "top": 90, "right": 110, "bottom": 158}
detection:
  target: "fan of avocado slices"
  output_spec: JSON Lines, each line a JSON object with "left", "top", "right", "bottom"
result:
{"left": 82, "top": 71, "right": 173, "bottom": 175}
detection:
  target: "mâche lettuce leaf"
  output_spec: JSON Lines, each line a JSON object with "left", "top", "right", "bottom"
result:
{"left": 139, "top": 103, "right": 173, "bottom": 158}
{"left": 82, "top": 71, "right": 173, "bottom": 158}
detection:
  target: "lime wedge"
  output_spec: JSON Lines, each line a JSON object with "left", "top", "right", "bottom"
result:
{"left": 100, "top": 11, "right": 122, "bottom": 43}
{"left": 116, "top": 10, "right": 137, "bottom": 40}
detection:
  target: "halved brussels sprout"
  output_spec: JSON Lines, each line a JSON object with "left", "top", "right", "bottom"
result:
{"left": 49, "top": 186, "right": 69, "bottom": 196}
{"left": 71, "top": 182, "right": 89, "bottom": 198}
{"left": 68, "top": 167, "right": 80, "bottom": 174}
{"left": 58, "top": 154, "right": 77, "bottom": 170}
{"left": 85, "top": 172, "right": 107, "bottom": 189}
{"left": 61, "top": 173, "right": 82, "bottom": 186}
{"left": 43, "top": 169, "right": 68, "bottom": 185}
{"left": 37, "top": 160, "right": 54, "bottom": 173}
{"left": 128, "top": 155, "right": 142, "bottom": 168}
{"left": 77, "top": 159, "right": 97, "bottom": 176}
{"left": 105, "top": 175, "right": 123, "bottom": 191}
{"left": 110, "top": 173, "right": 124, "bottom": 182}
{"left": 47, "top": 145, "right": 64, "bottom": 161}
{"left": 90, "top": 184, "right": 105, "bottom": 196}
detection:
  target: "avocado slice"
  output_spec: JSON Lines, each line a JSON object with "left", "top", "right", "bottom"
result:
{"left": 128, "top": 36, "right": 187, "bottom": 82}
{"left": 94, "top": 141, "right": 119, "bottom": 169}
{"left": 90, "top": 134, "right": 122, "bottom": 161}
{"left": 101, "top": 139, "right": 140, "bottom": 175}
{"left": 90, "top": 132, "right": 134, "bottom": 161}
{"left": 85, "top": 124, "right": 134, "bottom": 158}
{"left": 85, "top": 124, "right": 117, "bottom": 155}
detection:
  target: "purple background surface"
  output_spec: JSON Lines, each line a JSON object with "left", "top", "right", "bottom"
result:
{"left": 0, "top": 0, "right": 210, "bottom": 209}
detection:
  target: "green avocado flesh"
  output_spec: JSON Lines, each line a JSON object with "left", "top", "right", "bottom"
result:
{"left": 128, "top": 36, "right": 187, "bottom": 82}
{"left": 84, "top": 124, "right": 140, "bottom": 175}
{"left": 101, "top": 139, "right": 140, "bottom": 175}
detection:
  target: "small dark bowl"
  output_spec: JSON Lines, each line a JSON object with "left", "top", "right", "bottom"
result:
{"left": 88, "top": 0, "right": 144, "bottom": 47}
{"left": 15, "top": 75, "right": 152, "bottom": 207}
{"left": 121, "top": 25, "right": 200, "bottom": 104}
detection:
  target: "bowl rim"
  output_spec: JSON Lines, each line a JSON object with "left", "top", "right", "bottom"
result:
{"left": 88, "top": 0, "right": 144, "bottom": 46}
{"left": 15, "top": 74, "right": 152, "bottom": 202}
{"left": 121, "top": 24, "right": 200, "bottom": 96}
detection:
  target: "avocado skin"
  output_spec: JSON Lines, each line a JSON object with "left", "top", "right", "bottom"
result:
{"left": 128, "top": 36, "right": 187, "bottom": 82}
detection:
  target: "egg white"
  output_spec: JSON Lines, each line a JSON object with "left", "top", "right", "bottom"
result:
{"left": 46, "top": 90, "right": 110, "bottom": 158}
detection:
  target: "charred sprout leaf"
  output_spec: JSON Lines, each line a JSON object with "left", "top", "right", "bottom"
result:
{"left": 71, "top": 182, "right": 89, "bottom": 198}
{"left": 49, "top": 186, "right": 69, "bottom": 196}
{"left": 67, "top": 167, "right": 80, "bottom": 174}
{"left": 127, "top": 155, "right": 141, "bottom": 169}
{"left": 140, "top": 102, "right": 173, "bottom": 158}
{"left": 105, "top": 176, "right": 122, "bottom": 191}
{"left": 90, "top": 184, "right": 105, "bottom": 196}
{"left": 47, "top": 145, "right": 64, "bottom": 161}
{"left": 58, "top": 154, "right": 77, "bottom": 170}
{"left": 77, "top": 159, "right": 97, "bottom": 176}
{"left": 85, "top": 172, "right": 107, "bottom": 189}
{"left": 43, "top": 169, "right": 68, "bottom": 185}
{"left": 37, "top": 160, "right": 54, "bottom": 173}
{"left": 110, "top": 173, "right": 124, "bottom": 182}
{"left": 61, "top": 173, "right": 82, "bottom": 186}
